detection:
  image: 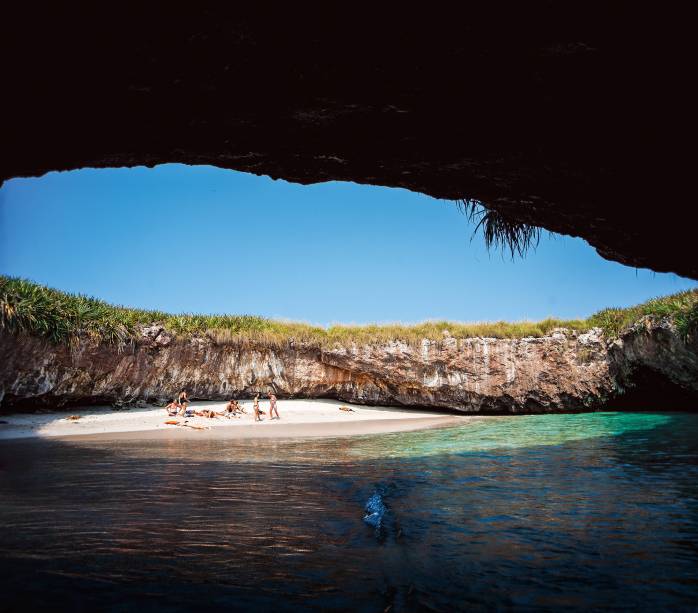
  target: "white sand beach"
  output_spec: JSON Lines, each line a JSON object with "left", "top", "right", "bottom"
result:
{"left": 0, "top": 399, "right": 466, "bottom": 441}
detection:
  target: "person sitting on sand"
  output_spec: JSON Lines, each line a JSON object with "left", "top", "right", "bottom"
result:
{"left": 165, "top": 400, "right": 180, "bottom": 417}
{"left": 268, "top": 393, "right": 279, "bottom": 420}
{"left": 224, "top": 400, "right": 244, "bottom": 418}
{"left": 253, "top": 394, "right": 262, "bottom": 422}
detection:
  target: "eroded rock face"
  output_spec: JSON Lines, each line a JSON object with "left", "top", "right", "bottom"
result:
{"left": 609, "top": 319, "right": 698, "bottom": 398}
{"left": 0, "top": 325, "right": 619, "bottom": 413}
{"left": 3, "top": 5, "right": 695, "bottom": 278}
{"left": 2, "top": 320, "right": 695, "bottom": 413}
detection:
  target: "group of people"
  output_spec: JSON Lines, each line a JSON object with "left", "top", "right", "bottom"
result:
{"left": 252, "top": 393, "right": 279, "bottom": 422}
{"left": 165, "top": 390, "right": 191, "bottom": 416}
{"left": 165, "top": 390, "right": 280, "bottom": 421}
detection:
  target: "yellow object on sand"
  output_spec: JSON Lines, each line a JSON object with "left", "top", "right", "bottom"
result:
{"left": 339, "top": 406, "right": 354, "bottom": 412}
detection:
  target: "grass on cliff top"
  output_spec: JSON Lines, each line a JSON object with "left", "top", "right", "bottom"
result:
{"left": 587, "top": 289, "right": 698, "bottom": 341}
{"left": 1, "top": 275, "right": 696, "bottom": 347}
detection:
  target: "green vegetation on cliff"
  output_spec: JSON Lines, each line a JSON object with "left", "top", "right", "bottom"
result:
{"left": 587, "top": 290, "right": 698, "bottom": 341}
{"left": 1, "top": 275, "right": 696, "bottom": 347}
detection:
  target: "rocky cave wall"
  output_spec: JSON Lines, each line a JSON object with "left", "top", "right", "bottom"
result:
{"left": 3, "top": 4, "right": 695, "bottom": 278}
{"left": 1, "top": 320, "right": 696, "bottom": 413}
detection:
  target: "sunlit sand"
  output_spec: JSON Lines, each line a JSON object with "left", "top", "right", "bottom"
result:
{"left": 0, "top": 399, "right": 466, "bottom": 441}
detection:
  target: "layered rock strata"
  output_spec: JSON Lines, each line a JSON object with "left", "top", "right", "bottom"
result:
{"left": 2, "top": 320, "right": 695, "bottom": 413}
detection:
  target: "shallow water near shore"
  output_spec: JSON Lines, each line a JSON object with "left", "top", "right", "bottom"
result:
{"left": 2, "top": 412, "right": 698, "bottom": 611}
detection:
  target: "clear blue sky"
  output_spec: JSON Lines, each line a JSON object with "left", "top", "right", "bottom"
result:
{"left": 1, "top": 164, "right": 695, "bottom": 325}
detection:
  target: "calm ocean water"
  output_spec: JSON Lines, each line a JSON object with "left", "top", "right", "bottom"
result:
{"left": 1, "top": 412, "right": 697, "bottom": 611}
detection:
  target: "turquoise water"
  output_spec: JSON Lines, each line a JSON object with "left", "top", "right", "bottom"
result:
{"left": 348, "top": 412, "right": 674, "bottom": 459}
{"left": 1, "top": 412, "right": 697, "bottom": 611}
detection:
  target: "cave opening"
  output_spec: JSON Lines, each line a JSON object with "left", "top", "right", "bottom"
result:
{"left": 2, "top": 163, "right": 693, "bottom": 328}
{"left": 2, "top": 162, "right": 696, "bottom": 414}
{"left": 613, "top": 367, "right": 698, "bottom": 412}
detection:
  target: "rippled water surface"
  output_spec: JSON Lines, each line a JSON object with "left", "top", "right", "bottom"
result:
{"left": 2, "top": 412, "right": 698, "bottom": 611}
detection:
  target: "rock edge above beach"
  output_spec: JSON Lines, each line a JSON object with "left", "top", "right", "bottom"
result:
{"left": 1, "top": 320, "right": 696, "bottom": 413}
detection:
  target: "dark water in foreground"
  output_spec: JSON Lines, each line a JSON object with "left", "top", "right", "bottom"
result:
{"left": 1, "top": 412, "right": 698, "bottom": 612}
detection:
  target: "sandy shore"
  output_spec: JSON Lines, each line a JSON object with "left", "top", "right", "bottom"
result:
{"left": 0, "top": 399, "right": 465, "bottom": 441}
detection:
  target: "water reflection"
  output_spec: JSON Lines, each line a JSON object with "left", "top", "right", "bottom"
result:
{"left": 1, "top": 413, "right": 697, "bottom": 611}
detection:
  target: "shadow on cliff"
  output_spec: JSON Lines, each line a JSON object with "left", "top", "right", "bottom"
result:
{"left": 612, "top": 366, "right": 698, "bottom": 412}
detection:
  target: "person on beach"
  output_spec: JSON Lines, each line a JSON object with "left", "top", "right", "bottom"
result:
{"left": 178, "top": 390, "right": 189, "bottom": 415}
{"left": 268, "top": 393, "right": 279, "bottom": 420}
{"left": 226, "top": 399, "right": 241, "bottom": 415}
{"left": 165, "top": 400, "right": 180, "bottom": 416}
{"left": 253, "top": 394, "right": 262, "bottom": 422}
{"left": 218, "top": 402, "right": 238, "bottom": 418}
{"left": 196, "top": 408, "right": 217, "bottom": 418}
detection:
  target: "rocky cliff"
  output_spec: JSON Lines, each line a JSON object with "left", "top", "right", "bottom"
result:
{"left": 2, "top": 320, "right": 695, "bottom": 413}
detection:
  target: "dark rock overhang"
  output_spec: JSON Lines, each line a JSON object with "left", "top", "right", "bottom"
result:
{"left": 3, "top": 4, "right": 695, "bottom": 278}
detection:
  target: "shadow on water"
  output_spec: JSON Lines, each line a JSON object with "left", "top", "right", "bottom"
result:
{"left": 1, "top": 412, "right": 698, "bottom": 611}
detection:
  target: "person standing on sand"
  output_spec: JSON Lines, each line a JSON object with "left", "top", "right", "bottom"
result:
{"left": 268, "top": 393, "right": 279, "bottom": 420}
{"left": 253, "top": 394, "right": 262, "bottom": 422}
{"left": 178, "top": 390, "right": 189, "bottom": 415}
